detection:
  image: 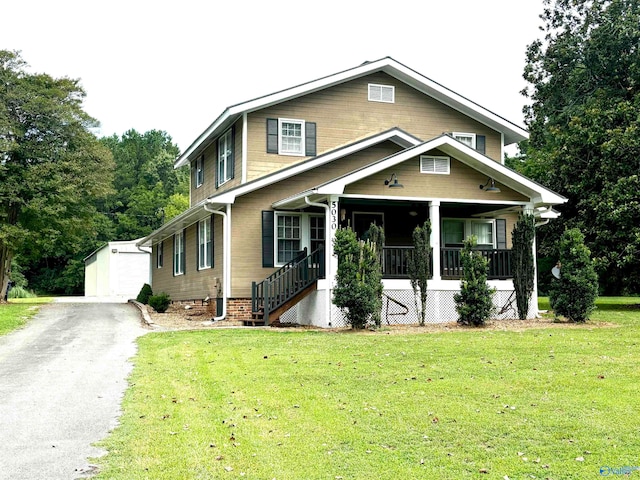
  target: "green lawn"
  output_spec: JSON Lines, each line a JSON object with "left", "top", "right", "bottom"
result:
{"left": 93, "top": 297, "right": 638, "bottom": 479}
{"left": 0, "top": 299, "right": 49, "bottom": 335}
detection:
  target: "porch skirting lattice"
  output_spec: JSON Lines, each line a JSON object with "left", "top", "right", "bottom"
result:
{"left": 281, "top": 288, "right": 528, "bottom": 328}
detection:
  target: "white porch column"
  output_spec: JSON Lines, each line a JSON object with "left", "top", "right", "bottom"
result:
{"left": 429, "top": 200, "right": 441, "bottom": 281}
{"left": 327, "top": 196, "right": 340, "bottom": 283}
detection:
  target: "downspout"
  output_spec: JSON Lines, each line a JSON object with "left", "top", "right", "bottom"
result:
{"left": 204, "top": 203, "right": 230, "bottom": 321}
{"left": 305, "top": 196, "right": 331, "bottom": 326}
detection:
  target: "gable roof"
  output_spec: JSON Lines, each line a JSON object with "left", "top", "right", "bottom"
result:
{"left": 175, "top": 57, "right": 529, "bottom": 168}
{"left": 138, "top": 128, "right": 421, "bottom": 247}
{"left": 272, "top": 135, "right": 566, "bottom": 210}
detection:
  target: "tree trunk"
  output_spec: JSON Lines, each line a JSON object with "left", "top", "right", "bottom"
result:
{"left": 0, "top": 243, "right": 12, "bottom": 302}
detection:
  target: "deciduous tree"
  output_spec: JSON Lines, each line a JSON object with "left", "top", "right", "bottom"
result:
{"left": 521, "top": 0, "right": 640, "bottom": 294}
{"left": 0, "top": 50, "right": 114, "bottom": 299}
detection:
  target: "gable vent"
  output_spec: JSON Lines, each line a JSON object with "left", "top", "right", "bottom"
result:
{"left": 420, "top": 155, "right": 450, "bottom": 174}
{"left": 368, "top": 84, "right": 395, "bottom": 103}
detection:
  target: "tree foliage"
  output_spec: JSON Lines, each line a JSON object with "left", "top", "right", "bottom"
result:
{"left": 549, "top": 228, "right": 599, "bottom": 322}
{"left": 100, "top": 129, "right": 188, "bottom": 240}
{"left": 454, "top": 237, "right": 496, "bottom": 327}
{"left": 333, "top": 227, "right": 383, "bottom": 329}
{"left": 512, "top": 212, "right": 536, "bottom": 319}
{"left": 0, "top": 50, "right": 114, "bottom": 298}
{"left": 520, "top": 0, "right": 640, "bottom": 294}
{"left": 408, "top": 221, "right": 431, "bottom": 326}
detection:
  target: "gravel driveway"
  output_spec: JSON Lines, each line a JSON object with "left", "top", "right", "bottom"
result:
{"left": 0, "top": 301, "right": 147, "bottom": 480}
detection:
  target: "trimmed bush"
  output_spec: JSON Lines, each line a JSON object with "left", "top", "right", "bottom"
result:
{"left": 136, "top": 283, "right": 153, "bottom": 304}
{"left": 333, "top": 227, "right": 383, "bottom": 329}
{"left": 549, "top": 228, "right": 598, "bottom": 322}
{"left": 454, "top": 237, "right": 496, "bottom": 326}
{"left": 148, "top": 292, "right": 171, "bottom": 313}
{"left": 512, "top": 212, "right": 536, "bottom": 319}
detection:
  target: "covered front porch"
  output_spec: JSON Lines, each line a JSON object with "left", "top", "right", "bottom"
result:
{"left": 338, "top": 198, "right": 517, "bottom": 281}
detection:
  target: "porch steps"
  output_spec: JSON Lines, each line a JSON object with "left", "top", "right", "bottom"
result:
{"left": 248, "top": 281, "right": 318, "bottom": 326}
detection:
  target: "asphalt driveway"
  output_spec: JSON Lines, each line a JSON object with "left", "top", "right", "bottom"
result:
{"left": 0, "top": 301, "right": 147, "bottom": 480}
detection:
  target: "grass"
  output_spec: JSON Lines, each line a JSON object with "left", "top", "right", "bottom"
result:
{"left": 0, "top": 299, "right": 50, "bottom": 336}
{"left": 93, "top": 296, "right": 640, "bottom": 479}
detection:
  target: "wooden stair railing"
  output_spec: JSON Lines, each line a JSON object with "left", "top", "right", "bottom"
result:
{"left": 251, "top": 245, "right": 325, "bottom": 325}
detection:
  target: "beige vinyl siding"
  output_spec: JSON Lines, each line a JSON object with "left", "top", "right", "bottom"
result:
{"left": 244, "top": 72, "right": 502, "bottom": 182}
{"left": 229, "top": 142, "right": 405, "bottom": 298}
{"left": 190, "top": 120, "right": 244, "bottom": 205}
{"left": 345, "top": 152, "right": 528, "bottom": 202}
{"left": 150, "top": 215, "right": 225, "bottom": 301}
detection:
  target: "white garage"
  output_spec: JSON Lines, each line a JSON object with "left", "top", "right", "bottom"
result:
{"left": 84, "top": 240, "right": 151, "bottom": 301}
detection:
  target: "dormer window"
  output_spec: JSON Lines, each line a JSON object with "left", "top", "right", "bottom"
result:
{"left": 368, "top": 83, "right": 395, "bottom": 103}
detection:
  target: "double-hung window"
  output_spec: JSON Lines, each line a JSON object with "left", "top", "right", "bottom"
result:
{"left": 452, "top": 132, "right": 476, "bottom": 149}
{"left": 156, "top": 241, "right": 164, "bottom": 268}
{"left": 198, "top": 217, "right": 213, "bottom": 270}
{"left": 217, "top": 129, "right": 233, "bottom": 186}
{"left": 276, "top": 214, "right": 301, "bottom": 263}
{"left": 174, "top": 230, "right": 185, "bottom": 276}
{"left": 195, "top": 155, "right": 204, "bottom": 188}
{"left": 279, "top": 119, "right": 304, "bottom": 156}
{"left": 442, "top": 219, "right": 495, "bottom": 248}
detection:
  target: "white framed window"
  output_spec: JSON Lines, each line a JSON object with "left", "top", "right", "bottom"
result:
{"left": 156, "top": 241, "right": 164, "bottom": 269}
{"left": 195, "top": 155, "right": 204, "bottom": 188}
{"left": 273, "top": 213, "right": 326, "bottom": 266}
{"left": 173, "top": 230, "right": 185, "bottom": 276}
{"left": 198, "top": 217, "right": 212, "bottom": 270}
{"left": 452, "top": 132, "right": 476, "bottom": 149}
{"left": 217, "top": 129, "right": 233, "bottom": 185}
{"left": 278, "top": 119, "right": 305, "bottom": 156}
{"left": 276, "top": 214, "right": 302, "bottom": 264}
{"left": 420, "top": 155, "right": 450, "bottom": 174}
{"left": 442, "top": 219, "right": 495, "bottom": 247}
{"left": 368, "top": 83, "right": 395, "bottom": 103}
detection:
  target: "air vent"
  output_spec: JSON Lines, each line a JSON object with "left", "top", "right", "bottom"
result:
{"left": 420, "top": 155, "right": 450, "bottom": 174}
{"left": 368, "top": 84, "right": 395, "bottom": 103}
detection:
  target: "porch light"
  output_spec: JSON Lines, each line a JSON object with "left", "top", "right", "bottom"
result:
{"left": 384, "top": 173, "right": 404, "bottom": 188}
{"left": 479, "top": 177, "right": 501, "bottom": 193}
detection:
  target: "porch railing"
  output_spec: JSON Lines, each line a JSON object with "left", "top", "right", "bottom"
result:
{"left": 252, "top": 246, "right": 325, "bottom": 324}
{"left": 382, "top": 246, "right": 512, "bottom": 280}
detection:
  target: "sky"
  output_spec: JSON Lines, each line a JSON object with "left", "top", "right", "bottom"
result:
{"left": 2, "top": 0, "right": 545, "bottom": 154}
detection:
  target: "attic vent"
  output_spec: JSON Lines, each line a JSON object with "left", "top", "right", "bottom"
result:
{"left": 420, "top": 155, "right": 450, "bottom": 175}
{"left": 368, "top": 84, "right": 395, "bottom": 103}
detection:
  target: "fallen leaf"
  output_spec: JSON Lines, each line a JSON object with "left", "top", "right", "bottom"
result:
{"left": 576, "top": 456, "right": 584, "bottom": 462}
{"left": 479, "top": 468, "right": 489, "bottom": 474}
{"left": 224, "top": 466, "right": 233, "bottom": 472}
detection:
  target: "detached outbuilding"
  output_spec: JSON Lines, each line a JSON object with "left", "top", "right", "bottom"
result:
{"left": 84, "top": 240, "right": 151, "bottom": 301}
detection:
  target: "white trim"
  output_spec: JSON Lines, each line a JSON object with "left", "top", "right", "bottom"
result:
{"left": 420, "top": 155, "right": 450, "bottom": 174}
{"left": 278, "top": 118, "right": 306, "bottom": 156}
{"left": 451, "top": 132, "right": 476, "bottom": 149}
{"left": 174, "top": 57, "right": 528, "bottom": 168}
{"left": 242, "top": 113, "right": 248, "bottom": 183}
{"left": 368, "top": 83, "right": 395, "bottom": 103}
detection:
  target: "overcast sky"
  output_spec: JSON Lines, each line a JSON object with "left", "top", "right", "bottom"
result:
{"left": 2, "top": 0, "right": 545, "bottom": 153}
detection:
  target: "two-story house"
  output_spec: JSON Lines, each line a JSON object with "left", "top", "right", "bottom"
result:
{"left": 138, "top": 57, "right": 566, "bottom": 327}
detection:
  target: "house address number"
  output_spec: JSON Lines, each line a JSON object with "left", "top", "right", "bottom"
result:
{"left": 330, "top": 201, "right": 338, "bottom": 230}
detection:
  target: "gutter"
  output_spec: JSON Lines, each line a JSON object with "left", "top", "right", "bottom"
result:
{"left": 204, "top": 202, "right": 231, "bottom": 321}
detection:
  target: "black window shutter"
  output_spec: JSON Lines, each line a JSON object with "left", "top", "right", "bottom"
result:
{"left": 266, "top": 118, "right": 278, "bottom": 153}
{"left": 210, "top": 215, "right": 215, "bottom": 268}
{"left": 228, "top": 126, "right": 235, "bottom": 180}
{"left": 182, "top": 229, "right": 186, "bottom": 274}
{"left": 496, "top": 219, "right": 507, "bottom": 249}
{"left": 262, "top": 211, "right": 275, "bottom": 267}
{"left": 476, "top": 135, "right": 486, "bottom": 154}
{"left": 305, "top": 122, "right": 316, "bottom": 156}
{"left": 215, "top": 139, "right": 220, "bottom": 189}
{"left": 196, "top": 221, "right": 200, "bottom": 270}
